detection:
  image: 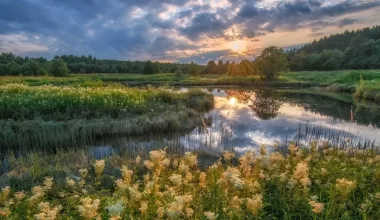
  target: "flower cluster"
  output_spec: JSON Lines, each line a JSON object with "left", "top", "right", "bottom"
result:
{"left": 1, "top": 145, "right": 380, "bottom": 219}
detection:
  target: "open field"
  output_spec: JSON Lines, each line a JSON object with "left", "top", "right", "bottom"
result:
{"left": 1, "top": 144, "right": 380, "bottom": 219}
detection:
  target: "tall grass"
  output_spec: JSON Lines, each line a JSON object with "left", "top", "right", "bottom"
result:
{"left": 1, "top": 144, "right": 380, "bottom": 219}
{"left": 0, "top": 84, "right": 214, "bottom": 149}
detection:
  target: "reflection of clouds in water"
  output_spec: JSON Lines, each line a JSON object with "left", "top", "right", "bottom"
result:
{"left": 181, "top": 90, "right": 379, "bottom": 154}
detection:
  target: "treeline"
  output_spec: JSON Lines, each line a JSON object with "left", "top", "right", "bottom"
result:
{"left": 0, "top": 53, "right": 204, "bottom": 76}
{"left": 288, "top": 26, "right": 380, "bottom": 71}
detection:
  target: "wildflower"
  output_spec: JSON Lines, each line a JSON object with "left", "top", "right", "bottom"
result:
{"left": 335, "top": 178, "right": 356, "bottom": 197}
{"left": 120, "top": 166, "right": 133, "bottom": 186}
{"left": 157, "top": 207, "right": 165, "bottom": 218}
{"left": 231, "top": 196, "right": 242, "bottom": 210}
{"left": 43, "top": 177, "right": 54, "bottom": 191}
{"left": 172, "top": 159, "right": 179, "bottom": 168}
{"left": 79, "top": 168, "right": 88, "bottom": 179}
{"left": 150, "top": 150, "right": 166, "bottom": 164}
{"left": 293, "top": 161, "right": 311, "bottom": 188}
{"left": 309, "top": 200, "right": 324, "bottom": 214}
{"left": 185, "top": 208, "right": 194, "bottom": 217}
{"left": 240, "top": 151, "right": 255, "bottom": 177}
{"left": 78, "top": 197, "right": 100, "bottom": 219}
{"left": 161, "top": 158, "right": 171, "bottom": 167}
{"left": 169, "top": 174, "right": 182, "bottom": 187}
{"left": 247, "top": 181, "right": 261, "bottom": 193}
{"left": 140, "top": 201, "right": 148, "bottom": 214}
{"left": 185, "top": 172, "right": 193, "bottom": 182}
{"left": 223, "top": 167, "right": 245, "bottom": 189}
{"left": 143, "top": 160, "right": 154, "bottom": 170}
{"left": 199, "top": 172, "right": 207, "bottom": 188}
{"left": 66, "top": 178, "right": 75, "bottom": 187}
{"left": 94, "top": 160, "right": 105, "bottom": 176}
{"left": 184, "top": 152, "right": 198, "bottom": 167}
{"left": 246, "top": 194, "right": 263, "bottom": 216}
{"left": 35, "top": 202, "right": 61, "bottom": 220}
{"left": 128, "top": 185, "right": 142, "bottom": 202}
{"left": 204, "top": 211, "right": 216, "bottom": 220}
{"left": 106, "top": 202, "right": 124, "bottom": 218}
{"left": 260, "top": 144, "right": 267, "bottom": 156}
{"left": 223, "top": 151, "right": 235, "bottom": 161}
{"left": 1, "top": 186, "right": 10, "bottom": 202}
{"left": 14, "top": 191, "right": 25, "bottom": 201}
{"left": 178, "top": 162, "right": 190, "bottom": 173}
{"left": 135, "top": 155, "right": 141, "bottom": 164}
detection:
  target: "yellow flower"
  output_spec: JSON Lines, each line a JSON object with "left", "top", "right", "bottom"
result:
{"left": 309, "top": 200, "right": 324, "bottom": 214}
{"left": 185, "top": 208, "right": 194, "bottom": 217}
{"left": 43, "top": 177, "right": 54, "bottom": 191}
{"left": 223, "top": 151, "right": 235, "bottom": 161}
{"left": 14, "top": 191, "right": 25, "bottom": 201}
{"left": 246, "top": 194, "right": 263, "bottom": 216}
{"left": 139, "top": 201, "right": 148, "bottom": 214}
{"left": 335, "top": 178, "right": 356, "bottom": 197}
{"left": 120, "top": 166, "right": 133, "bottom": 186}
{"left": 66, "top": 178, "right": 75, "bottom": 187}
{"left": 293, "top": 161, "right": 311, "bottom": 188}
{"left": 78, "top": 197, "right": 100, "bottom": 219}
{"left": 204, "top": 211, "right": 216, "bottom": 220}
{"left": 184, "top": 152, "right": 198, "bottom": 167}
{"left": 94, "top": 160, "right": 105, "bottom": 176}
{"left": 199, "top": 172, "right": 207, "bottom": 188}
{"left": 169, "top": 174, "right": 182, "bottom": 187}
{"left": 79, "top": 168, "right": 88, "bottom": 179}
{"left": 135, "top": 155, "right": 141, "bottom": 164}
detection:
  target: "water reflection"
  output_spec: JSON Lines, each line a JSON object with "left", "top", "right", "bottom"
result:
{"left": 88, "top": 89, "right": 380, "bottom": 156}
{"left": 2, "top": 88, "right": 380, "bottom": 174}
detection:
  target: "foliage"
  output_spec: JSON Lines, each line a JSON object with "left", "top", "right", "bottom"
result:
{"left": 143, "top": 61, "right": 161, "bottom": 74}
{"left": 287, "top": 26, "right": 380, "bottom": 71}
{"left": 255, "top": 46, "right": 288, "bottom": 81}
{"left": 50, "top": 59, "right": 69, "bottom": 77}
{"left": 1, "top": 144, "right": 380, "bottom": 219}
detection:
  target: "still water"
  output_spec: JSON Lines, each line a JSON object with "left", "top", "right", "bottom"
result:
{"left": 86, "top": 88, "right": 380, "bottom": 159}
{"left": 2, "top": 88, "right": 380, "bottom": 165}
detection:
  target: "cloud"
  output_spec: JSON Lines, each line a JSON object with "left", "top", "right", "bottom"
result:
{"left": 0, "top": 0, "right": 379, "bottom": 63}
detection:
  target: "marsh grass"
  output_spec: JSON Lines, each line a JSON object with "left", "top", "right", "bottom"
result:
{"left": 0, "top": 84, "right": 214, "bottom": 149}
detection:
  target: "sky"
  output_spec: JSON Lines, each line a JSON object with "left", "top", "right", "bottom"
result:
{"left": 0, "top": 0, "right": 379, "bottom": 64}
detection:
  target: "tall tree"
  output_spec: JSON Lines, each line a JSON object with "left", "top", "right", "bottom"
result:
{"left": 255, "top": 46, "right": 288, "bottom": 81}
{"left": 50, "top": 59, "right": 69, "bottom": 77}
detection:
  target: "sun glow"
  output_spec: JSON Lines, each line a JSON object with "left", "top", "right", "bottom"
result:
{"left": 229, "top": 97, "right": 237, "bottom": 105}
{"left": 229, "top": 40, "right": 247, "bottom": 53}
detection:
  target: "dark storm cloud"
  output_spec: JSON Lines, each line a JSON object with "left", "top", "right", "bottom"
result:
{"left": 0, "top": 0, "right": 379, "bottom": 61}
{"left": 180, "top": 12, "right": 231, "bottom": 40}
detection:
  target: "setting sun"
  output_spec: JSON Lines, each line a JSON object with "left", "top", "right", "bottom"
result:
{"left": 229, "top": 40, "right": 247, "bottom": 53}
{"left": 229, "top": 97, "right": 237, "bottom": 105}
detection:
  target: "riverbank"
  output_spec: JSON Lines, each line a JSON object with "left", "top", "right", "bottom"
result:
{"left": 1, "top": 69, "right": 380, "bottom": 103}
{"left": 1, "top": 144, "right": 380, "bottom": 219}
{"left": 0, "top": 84, "right": 213, "bottom": 149}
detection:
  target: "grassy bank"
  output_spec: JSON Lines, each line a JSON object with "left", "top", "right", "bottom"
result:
{"left": 0, "top": 84, "right": 213, "bottom": 149}
{"left": 2, "top": 69, "right": 380, "bottom": 103}
{"left": 1, "top": 143, "right": 380, "bottom": 219}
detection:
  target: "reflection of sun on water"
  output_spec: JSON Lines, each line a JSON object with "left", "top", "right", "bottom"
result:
{"left": 229, "top": 97, "right": 237, "bottom": 105}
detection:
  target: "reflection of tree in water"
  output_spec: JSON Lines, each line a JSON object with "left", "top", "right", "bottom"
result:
{"left": 250, "top": 90, "right": 283, "bottom": 120}
{"left": 225, "top": 89, "right": 283, "bottom": 120}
